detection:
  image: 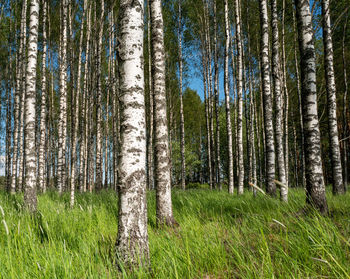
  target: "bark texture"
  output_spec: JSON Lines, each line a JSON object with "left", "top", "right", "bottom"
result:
{"left": 259, "top": 0, "right": 276, "bottom": 196}
{"left": 235, "top": 0, "right": 244, "bottom": 195}
{"left": 295, "top": 0, "right": 328, "bottom": 214}
{"left": 57, "top": 0, "right": 68, "bottom": 194}
{"left": 116, "top": 0, "right": 149, "bottom": 267}
{"left": 24, "top": 0, "right": 40, "bottom": 212}
{"left": 38, "top": 0, "right": 47, "bottom": 193}
{"left": 150, "top": 0, "right": 175, "bottom": 226}
{"left": 224, "top": 0, "right": 234, "bottom": 194}
{"left": 321, "top": 0, "right": 344, "bottom": 194}
{"left": 178, "top": 0, "right": 186, "bottom": 190}
{"left": 271, "top": 0, "right": 287, "bottom": 201}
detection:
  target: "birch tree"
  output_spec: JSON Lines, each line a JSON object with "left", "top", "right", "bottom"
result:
{"left": 271, "top": 0, "right": 287, "bottom": 201}
{"left": 259, "top": 0, "right": 276, "bottom": 196}
{"left": 115, "top": 0, "right": 149, "bottom": 267}
{"left": 234, "top": 0, "right": 244, "bottom": 195}
{"left": 321, "top": 0, "right": 344, "bottom": 194}
{"left": 10, "top": 0, "right": 27, "bottom": 194}
{"left": 57, "top": 0, "right": 68, "bottom": 194}
{"left": 178, "top": 0, "right": 186, "bottom": 190}
{"left": 151, "top": 0, "right": 175, "bottom": 226}
{"left": 95, "top": 0, "right": 105, "bottom": 190}
{"left": 295, "top": 0, "right": 328, "bottom": 214}
{"left": 224, "top": 0, "right": 234, "bottom": 194}
{"left": 38, "top": 0, "right": 47, "bottom": 193}
{"left": 24, "top": 0, "right": 40, "bottom": 212}
{"left": 70, "top": 0, "right": 87, "bottom": 205}
{"left": 213, "top": 0, "right": 221, "bottom": 189}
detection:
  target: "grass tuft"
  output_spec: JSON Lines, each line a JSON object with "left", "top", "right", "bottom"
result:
{"left": 0, "top": 188, "right": 350, "bottom": 278}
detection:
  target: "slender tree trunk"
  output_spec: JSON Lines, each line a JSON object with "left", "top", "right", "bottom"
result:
{"left": 111, "top": 10, "right": 119, "bottom": 191}
{"left": 95, "top": 0, "right": 105, "bottom": 190}
{"left": 202, "top": 48, "right": 212, "bottom": 189}
{"left": 257, "top": 42, "right": 265, "bottom": 190}
{"left": 151, "top": 0, "right": 175, "bottom": 226}
{"left": 282, "top": 0, "right": 289, "bottom": 189}
{"left": 213, "top": 0, "right": 221, "bottom": 190}
{"left": 295, "top": 0, "right": 328, "bottom": 214}
{"left": 201, "top": 3, "right": 213, "bottom": 189}
{"left": 57, "top": 0, "right": 68, "bottom": 194}
{"left": 147, "top": 1, "right": 154, "bottom": 190}
{"left": 115, "top": 0, "right": 149, "bottom": 267}
{"left": 321, "top": 0, "right": 344, "bottom": 194}
{"left": 204, "top": 0, "right": 215, "bottom": 189}
{"left": 342, "top": 15, "right": 348, "bottom": 191}
{"left": 292, "top": 2, "right": 306, "bottom": 189}
{"left": 38, "top": 0, "right": 47, "bottom": 193}
{"left": 246, "top": 12, "right": 257, "bottom": 194}
{"left": 10, "top": 0, "right": 26, "bottom": 193}
{"left": 224, "top": 0, "right": 234, "bottom": 194}
{"left": 234, "top": 0, "right": 244, "bottom": 195}
{"left": 259, "top": 0, "right": 276, "bottom": 196}
{"left": 5, "top": 63, "right": 11, "bottom": 192}
{"left": 70, "top": 0, "right": 87, "bottom": 205}
{"left": 18, "top": 0, "right": 28, "bottom": 192}
{"left": 178, "top": 0, "right": 186, "bottom": 190}
{"left": 24, "top": 0, "right": 40, "bottom": 212}
{"left": 271, "top": 0, "right": 287, "bottom": 201}
{"left": 82, "top": 4, "right": 91, "bottom": 193}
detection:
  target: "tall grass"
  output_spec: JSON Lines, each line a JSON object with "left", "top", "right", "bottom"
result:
{"left": 0, "top": 188, "right": 349, "bottom": 278}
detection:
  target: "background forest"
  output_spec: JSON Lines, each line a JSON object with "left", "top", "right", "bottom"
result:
{"left": 0, "top": 0, "right": 349, "bottom": 277}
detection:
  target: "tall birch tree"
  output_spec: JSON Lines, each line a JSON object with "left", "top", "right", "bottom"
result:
{"left": 38, "top": 0, "right": 47, "bottom": 193}
{"left": 295, "top": 0, "right": 328, "bottom": 214}
{"left": 224, "top": 0, "right": 234, "bottom": 194}
{"left": 57, "top": 0, "right": 68, "bottom": 194}
{"left": 151, "top": 0, "right": 175, "bottom": 226}
{"left": 24, "top": 0, "right": 40, "bottom": 212}
{"left": 234, "top": 0, "right": 244, "bottom": 195}
{"left": 178, "top": 0, "right": 186, "bottom": 190}
{"left": 115, "top": 0, "right": 149, "bottom": 267}
{"left": 271, "top": 0, "right": 287, "bottom": 201}
{"left": 259, "top": 0, "right": 276, "bottom": 196}
{"left": 321, "top": 0, "right": 344, "bottom": 194}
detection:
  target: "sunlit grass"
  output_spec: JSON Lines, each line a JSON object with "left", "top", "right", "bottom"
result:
{"left": 0, "top": 187, "right": 350, "bottom": 278}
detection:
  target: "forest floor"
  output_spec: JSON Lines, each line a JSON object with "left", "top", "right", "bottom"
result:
{"left": 0, "top": 187, "right": 350, "bottom": 278}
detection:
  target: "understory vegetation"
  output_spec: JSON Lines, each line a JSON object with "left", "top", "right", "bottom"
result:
{"left": 0, "top": 187, "right": 349, "bottom": 278}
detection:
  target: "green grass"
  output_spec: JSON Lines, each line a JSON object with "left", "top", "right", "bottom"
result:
{"left": 0, "top": 188, "right": 350, "bottom": 278}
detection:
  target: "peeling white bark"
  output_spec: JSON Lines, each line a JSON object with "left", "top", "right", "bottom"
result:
{"left": 116, "top": 0, "right": 149, "bottom": 267}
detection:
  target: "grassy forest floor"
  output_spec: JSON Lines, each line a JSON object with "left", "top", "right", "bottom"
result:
{"left": 0, "top": 187, "right": 350, "bottom": 278}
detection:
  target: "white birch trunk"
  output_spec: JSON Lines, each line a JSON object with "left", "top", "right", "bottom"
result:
{"left": 57, "top": 0, "right": 68, "bottom": 194}
{"left": 18, "top": 0, "right": 28, "bottom": 191}
{"left": 213, "top": 0, "right": 221, "bottom": 189}
{"left": 70, "top": 0, "right": 87, "bottom": 206}
{"left": 150, "top": 0, "right": 175, "bottom": 226}
{"left": 95, "top": 0, "right": 105, "bottom": 190}
{"left": 259, "top": 0, "right": 276, "bottom": 196}
{"left": 24, "top": 0, "right": 40, "bottom": 212}
{"left": 11, "top": 0, "right": 27, "bottom": 194}
{"left": 321, "top": 0, "right": 344, "bottom": 194}
{"left": 295, "top": 0, "right": 328, "bottom": 214}
{"left": 178, "top": 0, "right": 186, "bottom": 190}
{"left": 271, "top": 0, "right": 287, "bottom": 201}
{"left": 224, "top": 0, "right": 234, "bottom": 194}
{"left": 235, "top": 0, "right": 244, "bottom": 195}
{"left": 115, "top": 0, "right": 149, "bottom": 267}
{"left": 38, "top": 0, "right": 47, "bottom": 193}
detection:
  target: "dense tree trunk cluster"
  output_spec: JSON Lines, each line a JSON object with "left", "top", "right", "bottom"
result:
{"left": 0, "top": 0, "right": 349, "bottom": 268}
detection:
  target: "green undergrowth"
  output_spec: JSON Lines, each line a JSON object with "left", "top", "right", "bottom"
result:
{"left": 0, "top": 187, "right": 350, "bottom": 278}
